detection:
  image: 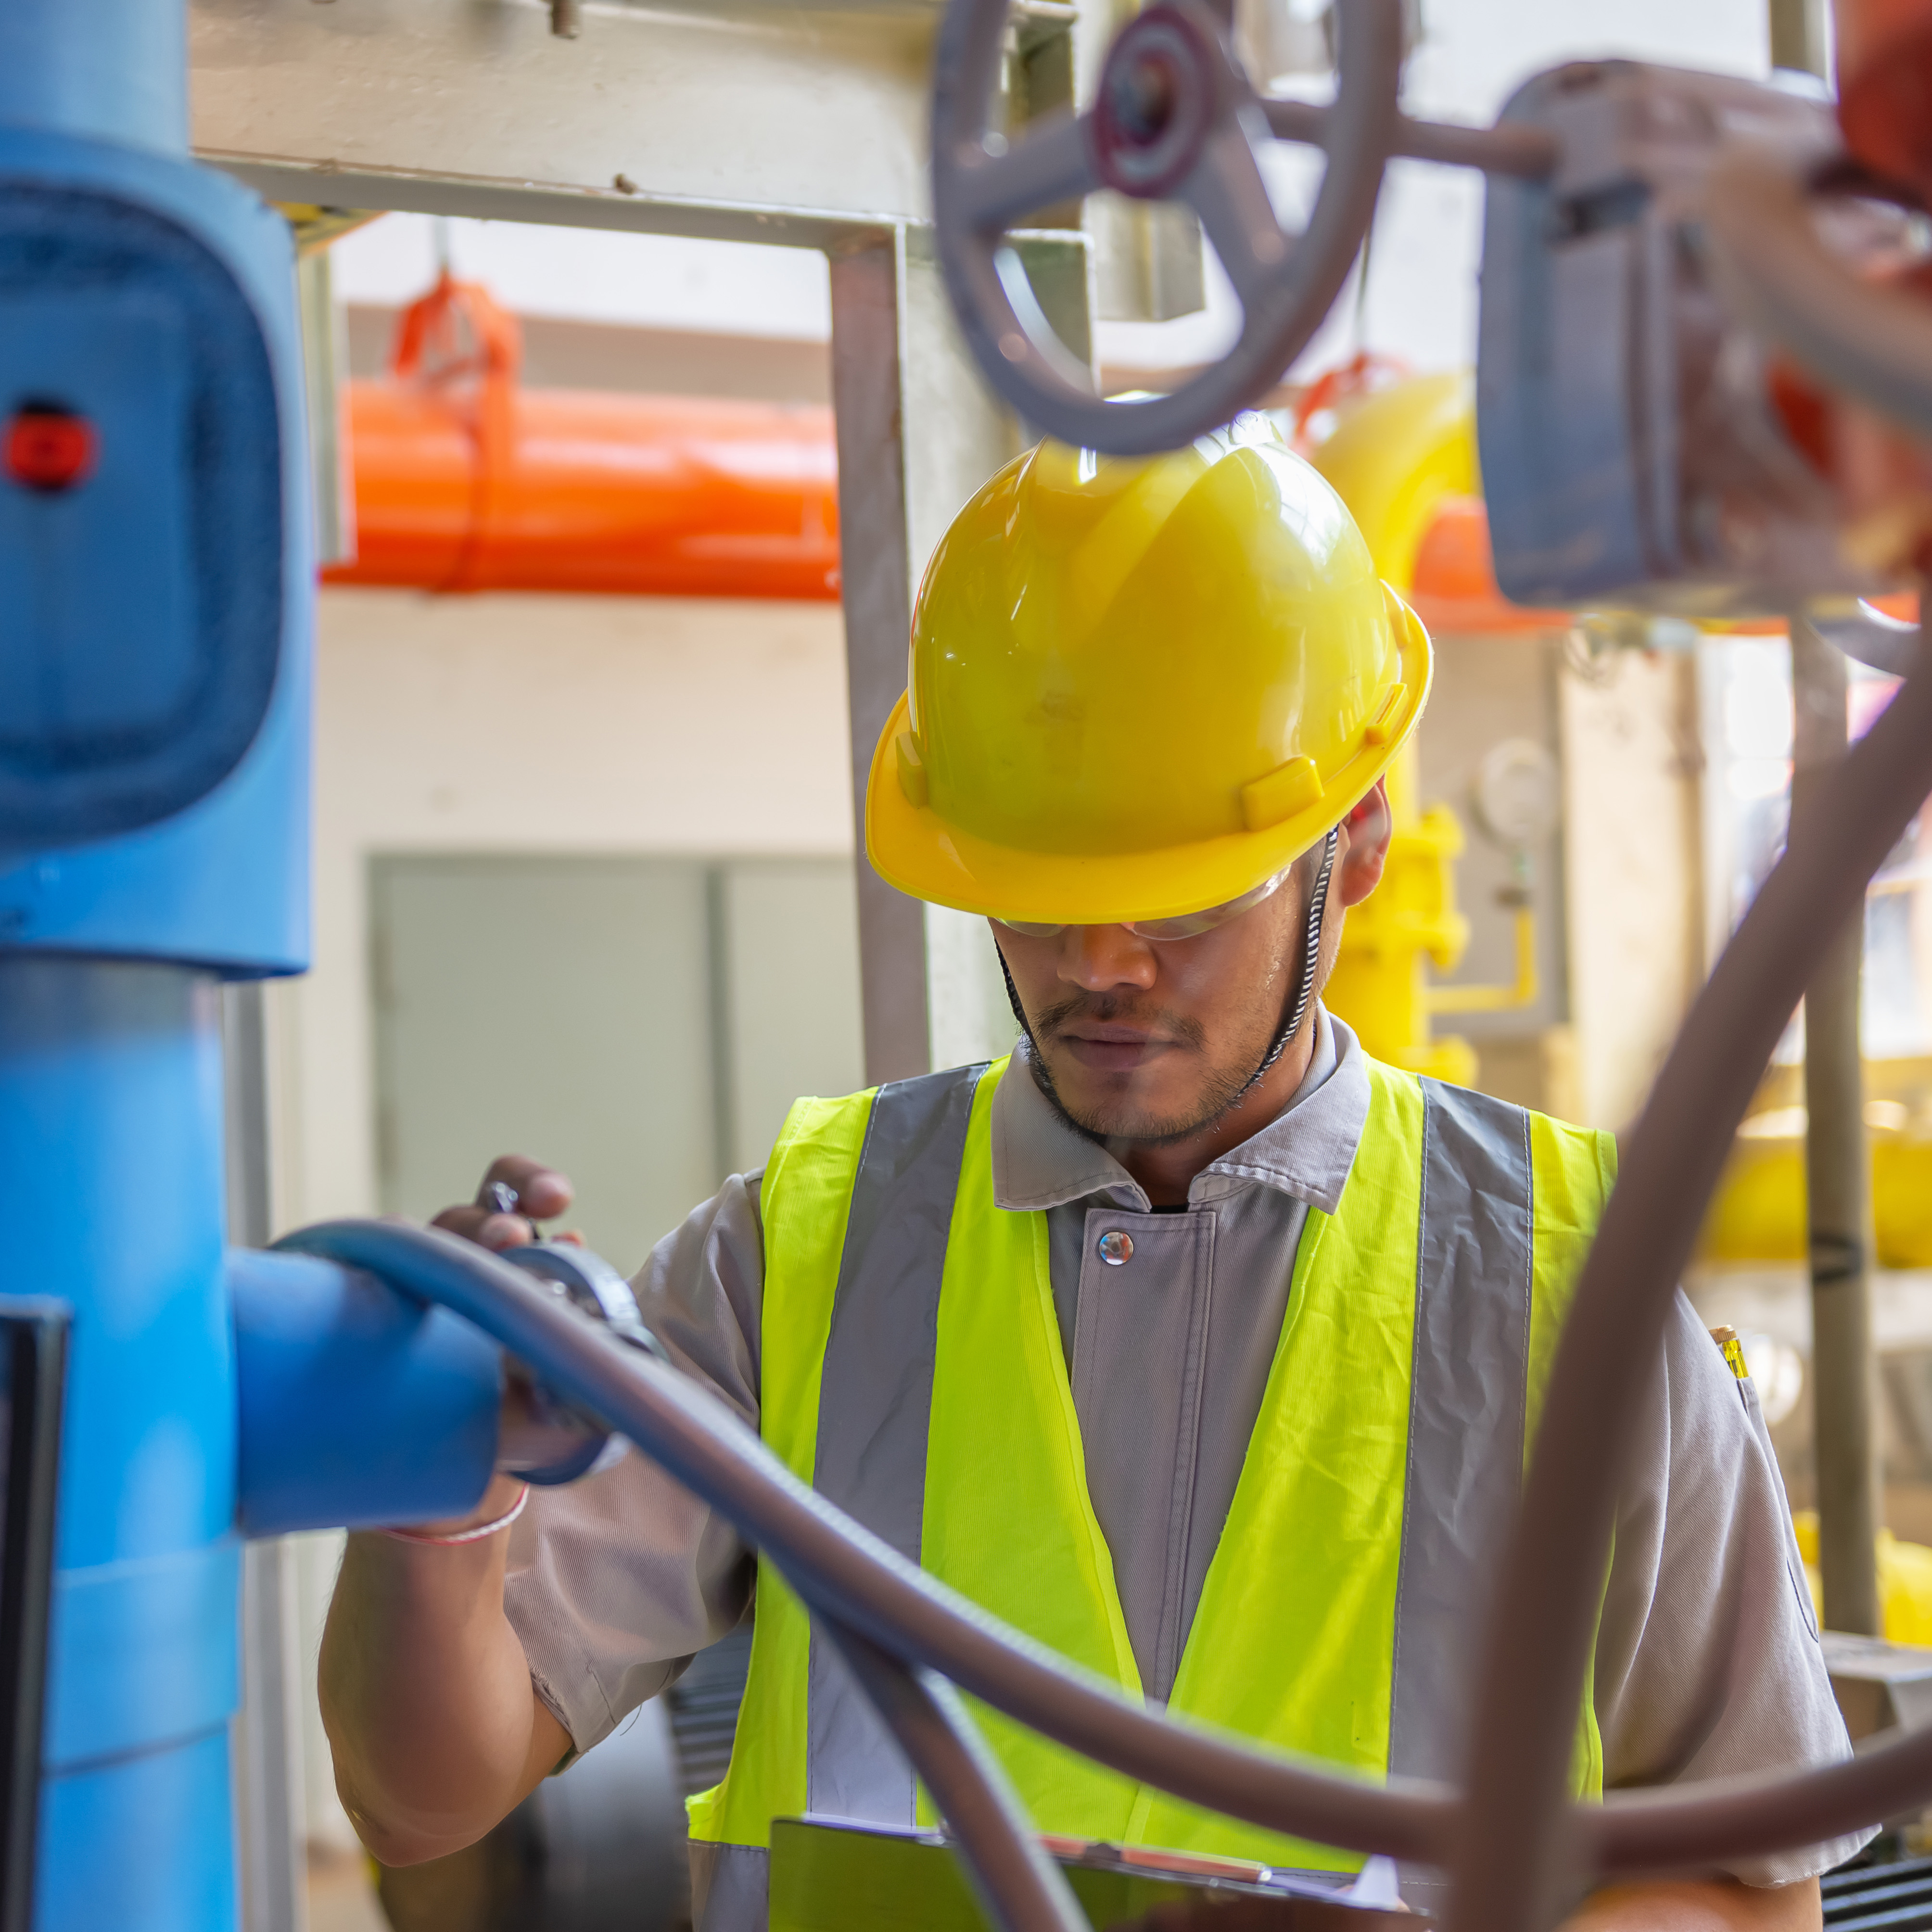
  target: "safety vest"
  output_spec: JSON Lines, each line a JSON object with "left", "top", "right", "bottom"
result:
{"left": 687, "top": 1053, "right": 1615, "bottom": 1922}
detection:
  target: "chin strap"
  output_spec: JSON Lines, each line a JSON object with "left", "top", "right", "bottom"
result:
{"left": 1237, "top": 825, "right": 1338, "bottom": 1099}
{"left": 994, "top": 827, "right": 1341, "bottom": 1093}
{"left": 998, "top": 941, "right": 1037, "bottom": 1049}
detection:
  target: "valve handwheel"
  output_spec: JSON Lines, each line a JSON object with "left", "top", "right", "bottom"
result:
{"left": 929, "top": 0, "right": 1405, "bottom": 455}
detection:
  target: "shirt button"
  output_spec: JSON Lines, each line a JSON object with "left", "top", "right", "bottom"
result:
{"left": 1097, "top": 1230, "right": 1134, "bottom": 1266}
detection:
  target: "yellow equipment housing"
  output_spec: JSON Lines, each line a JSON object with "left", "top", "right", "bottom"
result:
{"left": 1308, "top": 373, "right": 1480, "bottom": 1086}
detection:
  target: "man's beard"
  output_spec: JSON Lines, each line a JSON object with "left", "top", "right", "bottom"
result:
{"left": 1021, "top": 933, "right": 1301, "bottom": 1149}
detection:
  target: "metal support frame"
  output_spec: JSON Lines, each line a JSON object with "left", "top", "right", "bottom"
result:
{"left": 830, "top": 230, "right": 1027, "bottom": 1081}
{"left": 828, "top": 238, "right": 930, "bottom": 1084}
{"left": 294, "top": 251, "right": 354, "bottom": 572}
{"left": 190, "top": 0, "right": 939, "bottom": 248}
{"left": 191, "top": 5, "right": 1063, "bottom": 1085}
{"left": 224, "top": 986, "right": 308, "bottom": 1932}
{"left": 1768, "top": 0, "right": 1832, "bottom": 83}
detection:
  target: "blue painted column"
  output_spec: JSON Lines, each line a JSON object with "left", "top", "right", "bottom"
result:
{"left": 0, "top": 962, "right": 239, "bottom": 1931}
{"left": 0, "top": 4, "right": 313, "bottom": 1924}
{"left": 0, "top": 0, "right": 187, "bottom": 157}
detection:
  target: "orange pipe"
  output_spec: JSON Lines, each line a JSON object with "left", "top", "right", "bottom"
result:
{"left": 324, "top": 276, "right": 841, "bottom": 601}
{"left": 1407, "top": 495, "right": 1572, "bottom": 635}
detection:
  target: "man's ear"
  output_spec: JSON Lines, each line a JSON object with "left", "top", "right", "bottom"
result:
{"left": 1335, "top": 778, "right": 1392, "bottom": 909}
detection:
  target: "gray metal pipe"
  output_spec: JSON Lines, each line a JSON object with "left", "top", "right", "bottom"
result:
{"left": 1259, "top": 99, "right": 1558, "bottom": 179}
{"left": 821, "top": 1618, "right": 1090, "bottom": 1932}
{"left": 281, "top": 1178, "right": 1932, "bottom": 1897}
{"left": 1793, "top": 620, "right": 1882, "bottom": 1638}
{"left": 277, "top": 1218, "right": 1460, "bottom": 1868}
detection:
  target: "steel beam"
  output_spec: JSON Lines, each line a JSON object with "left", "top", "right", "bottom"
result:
{"left": 191, "top": 0, "right": 936, "bottom": 247}
{"left": 829, "top": 230, "right": 1023, "bottom": 1083}
{"left": 830, "top": 235, "right": 930, "bottom": 1085}
{"left": 224, "top": 985, "right": 308, "bottom": 1932}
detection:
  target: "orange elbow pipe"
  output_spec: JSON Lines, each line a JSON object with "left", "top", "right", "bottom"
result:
{"left": 322, "top": 275, "right": 841, "bottom": 601}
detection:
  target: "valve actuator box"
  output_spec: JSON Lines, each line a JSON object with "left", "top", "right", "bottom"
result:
{"left": 1478, "top": 61, "right": 1912, "bottom": 622}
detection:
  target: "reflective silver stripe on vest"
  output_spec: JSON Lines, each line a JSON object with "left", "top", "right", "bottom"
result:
{"left": 691, "top": 1839, "right": 769, "bottom": 1932}
{"left": 805, "top": 1064, "right": 985, "bottom": 1826}
{"left": 1389, "top": 1080, "right": 1534, "bottom": 1911}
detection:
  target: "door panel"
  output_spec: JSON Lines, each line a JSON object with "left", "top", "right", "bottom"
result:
{"left": 371, "top": 852, "right": 865, "bottom": 1278}
{"left": 372, "top": 854, "right": 716, "bottom": 1275}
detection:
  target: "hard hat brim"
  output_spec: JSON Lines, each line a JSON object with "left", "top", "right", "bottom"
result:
{"left": 865, "top": 596, "right": 1432, "bottom": 928}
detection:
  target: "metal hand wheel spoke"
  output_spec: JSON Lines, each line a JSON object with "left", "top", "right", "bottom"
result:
{"left": 1182, "top": 119, "right": 1291, "bottom": 312}
{"left": 947, "top": 112, "right": 1101, "bottom": 233}
{"left": 931, "top": 0, "right": 1404, "bottom": 453}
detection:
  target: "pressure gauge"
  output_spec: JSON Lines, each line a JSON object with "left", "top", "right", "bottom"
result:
{"left": 1471, "top": 737, "right": 1560, "bottom": 851}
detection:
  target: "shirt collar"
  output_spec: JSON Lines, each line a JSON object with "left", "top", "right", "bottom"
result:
{"left": 989, "top": 1004, "right": 1371, "bottom": 1217}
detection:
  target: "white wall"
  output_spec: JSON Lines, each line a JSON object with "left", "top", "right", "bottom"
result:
{"left": 272, "top": 587, "right": 853, "bottom": 1234}
{"left": 1560, "top": 650, "right": 1706, "bottom": 1132}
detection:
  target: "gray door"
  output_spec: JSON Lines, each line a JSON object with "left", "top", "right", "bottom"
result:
{"left": 371, "top": 853, "right": 863, "bottom": 1277}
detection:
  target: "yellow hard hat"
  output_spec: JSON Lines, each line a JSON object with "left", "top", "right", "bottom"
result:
{"left": 865, "top": 417, "right": 1432, "bottom": 926}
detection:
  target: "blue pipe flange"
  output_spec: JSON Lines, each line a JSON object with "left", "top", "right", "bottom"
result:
{"left": 496, "top": 1242, "right": 666, "bottom": 1487}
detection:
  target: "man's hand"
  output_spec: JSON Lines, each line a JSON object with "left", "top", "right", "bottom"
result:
{"left": 1567, "top": 1876, "right": 1822, "bottom": 1931}
{"left": 320, "top": 1153, "right": 581, "bottom": 1867}
{"left": 432, "top": 1154, "right": 577, "bottom": 1252}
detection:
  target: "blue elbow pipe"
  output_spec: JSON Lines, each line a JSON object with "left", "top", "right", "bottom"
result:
{"left": 229, "top": 1248, "right": 501, "bottom": 1538}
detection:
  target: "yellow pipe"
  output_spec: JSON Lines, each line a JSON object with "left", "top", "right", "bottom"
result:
{"left": 1424, "top": 905, "right": 1538, "bottom": 1015}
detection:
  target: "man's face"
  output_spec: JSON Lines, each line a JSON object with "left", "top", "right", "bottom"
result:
{"left": 993, "top": 859, "right": 1320, "bottom": 1146}
{"left": 992, "top": 785, "right": 1392, "bottom": 1147}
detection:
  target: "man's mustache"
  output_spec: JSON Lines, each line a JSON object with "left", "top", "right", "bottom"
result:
{"left": 1033, "top": 993, "right": 1208, "bottom": 1053}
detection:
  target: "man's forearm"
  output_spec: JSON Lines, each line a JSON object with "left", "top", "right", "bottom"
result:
{"left": 319, "top": 1482, "right": 570, "bottom": 1866}
{"left": 1567, "top": 1877, "right": 1822, "bottom": 1931}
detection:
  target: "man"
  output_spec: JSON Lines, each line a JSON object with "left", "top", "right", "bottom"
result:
{"left": 321, "top": 421, "right": 1860, "bottom": 1929}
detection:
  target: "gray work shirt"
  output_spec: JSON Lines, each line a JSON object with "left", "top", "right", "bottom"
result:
{"left": 505, "top": 1008, "right": 1865, "bottom": 1886}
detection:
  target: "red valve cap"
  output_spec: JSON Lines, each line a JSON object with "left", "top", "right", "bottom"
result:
{"left": 4, "top": 408, "right": 97, "bottom": 493}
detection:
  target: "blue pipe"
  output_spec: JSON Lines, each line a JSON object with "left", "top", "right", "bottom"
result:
{"left": 0, "top": 0, "right": 187, "bottom": 157}
{"left": 230, "top": 1248, "right": 500, "bottom": 1536}
{"left": 0, "top": 959, "right": 238, "bottom": 1932}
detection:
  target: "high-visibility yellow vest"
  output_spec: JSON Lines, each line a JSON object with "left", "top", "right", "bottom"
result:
{"left": 689, "top": 1054, "right": 1614, "bottom": 1898}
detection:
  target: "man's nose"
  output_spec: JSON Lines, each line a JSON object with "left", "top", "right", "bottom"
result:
{"left": 1056, "top": 925, "right": 1158, "bottom": 993}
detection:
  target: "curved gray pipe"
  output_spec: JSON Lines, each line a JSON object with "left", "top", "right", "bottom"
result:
{"left": 1451, "top": 649, "right": 1932, "bottom": 1929}
{"left": 278, "top": 1218, "right": 1457, "bottom": 1867}
{"left": 283, "top": 1176, "right": 1932, "bottom": 1904}
{"left": 819, "top": 1615, "right": 1090, "bottom": 1932}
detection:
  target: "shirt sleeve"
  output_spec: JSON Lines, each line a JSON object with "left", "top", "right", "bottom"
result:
{"left": 502, "top": 1170, "right": 764, "bottom": 1755}
{"left": 1593, "top": 1290, "right": 1872, "bottom": 1885}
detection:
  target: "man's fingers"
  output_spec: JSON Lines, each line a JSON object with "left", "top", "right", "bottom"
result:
{"left": 475, "top": 1212, "right": 537, "bottom": 1251}
{"left": 477, "top": 1155, "right": 575, "bottom": 1221}
{"left": 431, "top": 1205, "right": 536, "bottom": 1252}
{"left": 423, "top": 1156, "right": 574, "bottom": 1255}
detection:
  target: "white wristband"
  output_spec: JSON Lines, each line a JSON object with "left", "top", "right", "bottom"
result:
{"left": 378, "top": 1483, "right": 531, "bottom": 1547}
